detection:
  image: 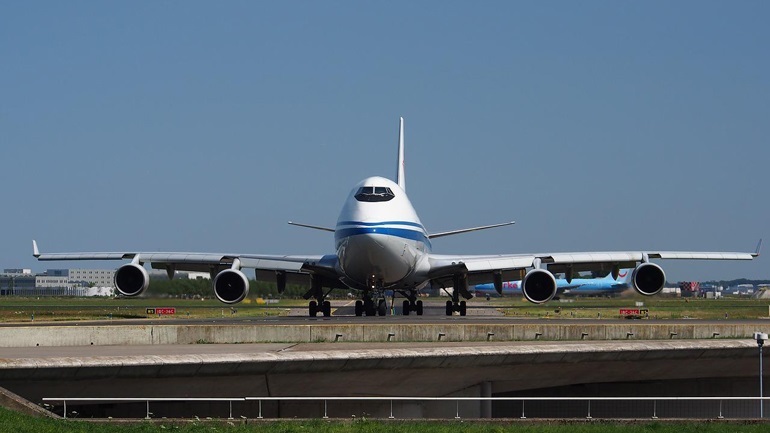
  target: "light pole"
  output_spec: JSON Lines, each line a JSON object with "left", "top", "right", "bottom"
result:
{"left": 754, "top": 332, "right": 768, "bottom": 418}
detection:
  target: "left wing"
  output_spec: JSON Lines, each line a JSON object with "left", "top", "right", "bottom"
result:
{"left": 33, "top": 241, "right": 338, "bottom": 301}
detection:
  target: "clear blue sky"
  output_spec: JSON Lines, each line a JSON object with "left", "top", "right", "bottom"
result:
{"left": 1, "top": 1, "right": 767, "bottom": 281}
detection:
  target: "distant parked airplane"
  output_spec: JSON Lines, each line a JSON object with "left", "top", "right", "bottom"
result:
{"left": 473, "top": 269, "right": 634, "bottom": 298}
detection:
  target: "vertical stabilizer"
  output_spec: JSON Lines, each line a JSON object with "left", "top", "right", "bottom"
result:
{"left": 396, "top": 117, "right": 406, "bottom": 191}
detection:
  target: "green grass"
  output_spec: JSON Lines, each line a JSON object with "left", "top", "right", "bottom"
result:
{"left": 0, "top": 295, "right": 768, "bottom": 323}
{"left": 489, "top": 296, "right": 770, "bottom": 320}
{"left": 2, "top": 407, "right": 770, "bottom": 433}
{"left": 0, "top": 297, "right": 305, "bottom": 323}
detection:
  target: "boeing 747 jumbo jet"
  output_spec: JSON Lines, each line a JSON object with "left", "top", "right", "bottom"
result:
{"left": 33, "top": 118, "right": 761, "bottom": 317}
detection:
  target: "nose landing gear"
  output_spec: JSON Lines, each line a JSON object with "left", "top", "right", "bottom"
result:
{"left": 354, "top": 296, "right": 387, "bottom": 316}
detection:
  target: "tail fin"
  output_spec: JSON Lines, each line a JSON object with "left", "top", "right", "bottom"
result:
{"left": 616, "top": 269, "right": 633, "bottom": 283}
{"left": 396, "top": 117, "right": 405, "bottom": 191}
{"left": 603, "top": 268, "right": 633, "bottom": 282}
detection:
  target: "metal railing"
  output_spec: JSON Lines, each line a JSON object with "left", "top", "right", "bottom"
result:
{"left": 41, "top": 396, "right": 770, "bottom": 420}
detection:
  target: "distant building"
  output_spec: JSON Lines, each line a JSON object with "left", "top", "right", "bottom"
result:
{"left": 35, "top": 275, "right": 73, "bottom": 289}
{"left": 0, "top": 273, "right": 35, "bottom": 296}
{"left": 0, "top": 268, "right": 115, "bottom": 297}
{"left": 3, "top": 269, "right": 32, "bottom": 275}
{"left": 68, "top": 268, "right": 115, "bottom": 288}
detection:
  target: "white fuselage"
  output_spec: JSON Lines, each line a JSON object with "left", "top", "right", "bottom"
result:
{"left": 334, "top": 176, "right": 431, "bottom": 290}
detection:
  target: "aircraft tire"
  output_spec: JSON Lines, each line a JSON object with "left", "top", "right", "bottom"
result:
{"left": 322, "top": 301, "right": 331, "bottom": 317}
{"left": 459, "top": 300, "right": 467, "bottom": 317}
{"left": 354, "top": 300, "right": 363, "bottom": 316}
{"left": 445, "top": 300, "right": 453, "bottom": 316}
{"left": 416, "top": 300, "right": 423, "bottom": 316}
{"left": 309, "top": 301, "right": 318, "bottom": 317}
{"left": 364, "top": 299, "right": 376, "bottom": 316}
{"left": 402, "top": 300, "right": 410, "bottom": 316}
{"left": 377, "top": 300, "right": 387, "bottom": 316}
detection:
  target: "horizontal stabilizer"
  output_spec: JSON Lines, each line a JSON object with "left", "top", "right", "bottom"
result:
{"left": 288, "top": 221, "right": 335, "bottom": 233}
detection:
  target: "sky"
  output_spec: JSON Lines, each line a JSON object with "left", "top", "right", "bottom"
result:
{"left": 1, "top": 1, "right": 767, "bottom": 281}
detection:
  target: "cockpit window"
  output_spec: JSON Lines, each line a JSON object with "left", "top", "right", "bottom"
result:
{"left": 355, "top": 186, "right": 395, "bottom": 202}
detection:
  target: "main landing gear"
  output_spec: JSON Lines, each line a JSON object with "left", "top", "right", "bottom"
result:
{"left": 306, "top": 276, "right": 332, "bottom": 317}
{"left": 354, "top": 296, "right": 387, "bottom": 316}
{"left": 445, "top": 274, "right": 469, "bottom": 316}
{"left": 402, "top": 299, "right": 423, "bottom": 316}
{"left": 309, "top": 300, "right": 332, "bottom": 317}
{"left": 446, "top": 300, "right": 467, "bottom": 316}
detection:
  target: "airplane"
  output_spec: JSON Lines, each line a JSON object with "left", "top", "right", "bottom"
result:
{"left": 33, "top": 118, "right": 762, "bottom": 317}
{"left": 473, "top": 269, "right": 634, "bottom": 299}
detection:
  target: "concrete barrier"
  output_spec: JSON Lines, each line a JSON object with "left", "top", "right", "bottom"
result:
{"left": 0, "top": 322, "right": 767, "bottom": 347}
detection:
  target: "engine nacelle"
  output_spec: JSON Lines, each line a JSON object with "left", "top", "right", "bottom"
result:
{"left": 213, "top": 269, "right": 250, "bottom": 304}
{"left": 632, "top": 262, "right": 666, "bottom": 296}
{"left": 522, "top": 268, "right": 557, "bottom": 304}
{"left": 114, "top": 263, "right": 149, "bottom": 297}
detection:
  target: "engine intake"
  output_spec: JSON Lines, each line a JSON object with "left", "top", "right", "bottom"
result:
{"left": 632, "top": 262, "right": 666, "bottom": 296}
{"left": 114, "top": 263, "right": 149, "bottom": 297}
{"left": 213, "top": 269, "right": 250, "bottom": 304}
{"left": 522, "top": 269, "right": 557, "bottom": 304}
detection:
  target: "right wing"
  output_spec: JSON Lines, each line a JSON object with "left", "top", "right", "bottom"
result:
{"left": 428, "top": 240, "right": 761, "bottom": 291}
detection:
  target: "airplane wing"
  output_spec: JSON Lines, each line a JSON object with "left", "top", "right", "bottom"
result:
{"left": 428, "top": 240, "right": 761, "bottom": 289}
{"left": 33, "top": 241, "right": 332, "bottom": 286}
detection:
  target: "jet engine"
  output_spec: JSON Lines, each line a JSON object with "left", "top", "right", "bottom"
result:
{"left": 114, "top": 263, "right": 149, "bottom": 297}
{"left": 632, "top": 262, "right": 666, "bottom": 296}
{"left": 213, "top": 269, "right": 250, "bottom": 304}
{"left": 521, "top": 268, "right": 557, "bottom": 304}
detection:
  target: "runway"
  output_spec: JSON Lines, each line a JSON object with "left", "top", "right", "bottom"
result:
{"left": 0, "top": 312, "right": 767, "bottom": 328}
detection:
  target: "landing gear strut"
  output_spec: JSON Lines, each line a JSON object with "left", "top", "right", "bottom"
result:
{"left": 306, "top": 276, "right": 332, "bottom": 317}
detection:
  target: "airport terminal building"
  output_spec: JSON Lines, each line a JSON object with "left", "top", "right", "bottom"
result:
{"left": 0, "top": 268, "right": 115, "bottom": 296}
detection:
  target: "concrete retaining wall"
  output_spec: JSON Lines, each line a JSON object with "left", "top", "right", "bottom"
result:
{"left": 0, "top": 322, "right": 768, "bottom": 347}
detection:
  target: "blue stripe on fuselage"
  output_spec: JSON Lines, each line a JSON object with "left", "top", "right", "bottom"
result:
{"left": 335, "top": 227, "right": 431, "bottom": 248}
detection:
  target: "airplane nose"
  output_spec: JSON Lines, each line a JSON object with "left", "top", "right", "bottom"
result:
{"left": 337, "top": 233, "right": 412, "bottom": 287}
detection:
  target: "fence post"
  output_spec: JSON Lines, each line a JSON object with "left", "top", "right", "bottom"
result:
{"left": 389, "top": 400, "right": 394, "bottom": 419}
{"left": 258, "top": 400, "right": 263, "bottom": 419}
{"left": 455, "top": 400, "right": 460, "bottom": 419}
{"left": 63, "top": 400, "right": 67, "bottom": 420}
{"left": 718, "top": 400, "right": 724, "bottom": 419}
{"left": 323, "top": 400, "right": 328, "bottom": 419}
{"left": 145, "top": 400, "right": 150, "bottom": 419}
{"left": 652, "top": 400, "right": 658, "bottom": 419}
{"left": 520, "top": 400, "right": 526, "bottom": 419}
{"left": 586, "top": 400, "right": 592, "bottom": 419}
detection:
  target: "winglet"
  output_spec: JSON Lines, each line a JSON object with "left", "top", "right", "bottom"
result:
{"left": 32, "top": 240, "right": 40, "bottom": 258}
{"left": 754, "top": 238, "right": 763, "bottom": 257}
{"left": 395, "top": 117, "right": 405, "bottom": 192}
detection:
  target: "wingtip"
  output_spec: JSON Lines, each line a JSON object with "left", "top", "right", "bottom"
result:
{"left": 32, "top": 240, "right": 40, "bottom": 258}
{"left": 754, "top": 238, "right": 763, "bottom": 257}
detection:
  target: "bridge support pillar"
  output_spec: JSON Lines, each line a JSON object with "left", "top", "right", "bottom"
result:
{"left": 480, "top": 381, "right": 492, "bottom": 419}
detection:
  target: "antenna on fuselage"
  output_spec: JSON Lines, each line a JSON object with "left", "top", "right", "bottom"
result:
{"left": 396, "top": 116, "right": 405, "bottom": 191}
